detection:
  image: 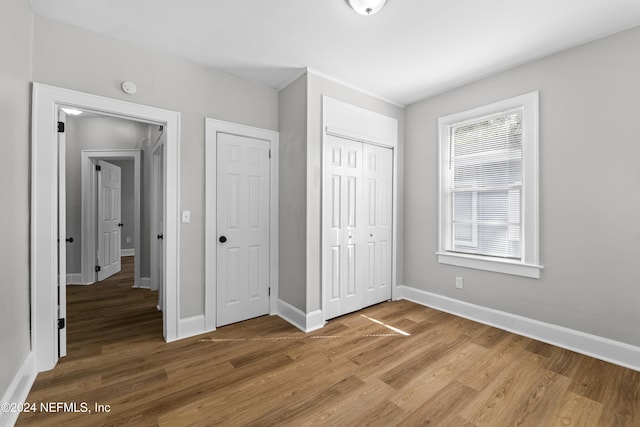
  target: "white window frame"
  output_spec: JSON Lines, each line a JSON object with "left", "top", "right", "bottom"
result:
{"left": 437, "top": 91, "right": 542, "bottom": 278}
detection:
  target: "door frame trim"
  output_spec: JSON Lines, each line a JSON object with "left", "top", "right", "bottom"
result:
{"left": 204, "top": 118, "right": 279, "bottom": 331}
{"left": 80, "top": 150, "right": 141, "bottom": 287}
{"left": 31, "top": 83, "right": 181, "bottom": 372}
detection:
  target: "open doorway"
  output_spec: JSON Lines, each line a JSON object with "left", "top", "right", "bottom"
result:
{"left": 31, "top": 83, "right": 181, "bottom": 372}
{"left": 62, "top": 111, "right": 163, "bottom": 356}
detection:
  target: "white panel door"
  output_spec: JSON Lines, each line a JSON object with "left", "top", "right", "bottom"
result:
{"left": 151, "top": 143, "right": 165, "bottom": 326}
{"left": 362, "top": 144, "right": 393, "bottom": 306}
{"left": 217, "top": 132, "right": 270, "bottom": 326}
{"left": 323, "top": 135, "right": 364, "bottom": 320}
{"left": 97, "top": 160, "right": 122, "bottom": 281}
{"left": 57, "top": 110, "right": 67, "bottom": 358}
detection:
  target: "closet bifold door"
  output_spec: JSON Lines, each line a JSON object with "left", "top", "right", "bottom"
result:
{"left": 323, "top": 136, "right": 394, "bottom": 321}
{"left": 362, "top": 144, "right": 393, "bottom": 307}
{"left": 323, "top": 135, "right": 364, "bottom": 320}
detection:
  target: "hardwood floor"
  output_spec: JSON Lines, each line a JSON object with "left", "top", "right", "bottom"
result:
{"left": 18, "top": 258, "right": 639, "bottom": 426}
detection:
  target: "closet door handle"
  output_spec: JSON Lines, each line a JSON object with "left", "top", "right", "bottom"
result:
{"left": 219, "top": 236, "right": 227, "bottom": 243}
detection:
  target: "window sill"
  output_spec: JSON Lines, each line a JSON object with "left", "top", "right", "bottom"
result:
{"left": 436, "top": 252, "right": 543, "bottom": 279}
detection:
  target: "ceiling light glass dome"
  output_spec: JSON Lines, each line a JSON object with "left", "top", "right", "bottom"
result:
{"left": 347, "top": 0, "right": 388, "bottom": 15}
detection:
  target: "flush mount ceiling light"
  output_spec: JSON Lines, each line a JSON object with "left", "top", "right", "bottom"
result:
{"left": 347, "top": 0, "right": 387, "bottom": 15}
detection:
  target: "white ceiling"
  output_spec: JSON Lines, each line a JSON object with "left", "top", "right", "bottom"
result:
{"left": 28, "top": 0, "right": 640, "bottom": 106}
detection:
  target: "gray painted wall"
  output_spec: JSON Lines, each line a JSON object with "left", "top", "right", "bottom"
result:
{"left": 278, "top": 75, "right": 308, "bottom": 311}
{"left": 404, "top": 26, "right": 640, "bottom": 347}
{"left": 0, "top": 0, "right": 32, "bottom": 405}
{"left": 109, "top": 159, "right": 135, "bottom": 252}
{"left": 65, "top": 116, "right": 151, "bottom": 277}
{"left": 32, "top": 16, "right": 279, "bottom": 317}
{"left": 306, "top": 72, "right": 405, "bottom": 313}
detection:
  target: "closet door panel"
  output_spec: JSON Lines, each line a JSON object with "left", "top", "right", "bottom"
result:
{"left": 362, "top": 144, "right": 393, "bottom": 306}
{"left": 323, "top": 136, "right": 363, "bottom": 319}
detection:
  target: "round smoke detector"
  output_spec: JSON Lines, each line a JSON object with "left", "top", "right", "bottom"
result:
{"left": 121, "top": 81, "right": 137, "bottom": 95}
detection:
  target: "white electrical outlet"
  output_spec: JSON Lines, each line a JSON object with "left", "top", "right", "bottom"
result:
{"left": 182, "top": 210, "right": 191, "bottom": 223}
{"left": 455, "top": 277, "right": 464, "bottom": 289}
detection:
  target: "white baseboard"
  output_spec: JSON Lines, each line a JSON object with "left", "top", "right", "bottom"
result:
{"left": 306, "top": 310, "right": 324, "bottom": 332}
{"left": 134, "top": 277, "right": 151, "bottom": 290}
{"left": 0, "top": 352, "right": 37, "bottom": 427}
{"left": 66, "top": 273, "right": 88, "bottom": 285}
{"left": 178, "top": 315, "right": 215, "bottom": 340}
{"left": 277, "top": 299, "right": 325, "bottom": 333}
{"left": 399, "top": 285, "right": 640, "bottom": 372}
{"left": 121, "top": 248, "right": 135, "bottom": 257}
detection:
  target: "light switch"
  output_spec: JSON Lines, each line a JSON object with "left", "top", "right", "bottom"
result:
{"left": 182, "top": 210, "right": 191, "bottom": 223}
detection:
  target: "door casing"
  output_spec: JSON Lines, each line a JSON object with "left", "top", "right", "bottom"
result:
{"left": 31, "top": 83, "right": 181, "bottom": 372}
{"left": 204, "top": 118, "right": 279, "bottom": 332}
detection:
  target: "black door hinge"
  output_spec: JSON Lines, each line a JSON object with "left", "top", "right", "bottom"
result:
{"left": 57, "top": 121, "right": 65, "bottom": 133}
{"left": 95, "top": 165, "right": 101, "bottom": 171}
{"left": 95, "top": 265, "right": 101, "bottom": 272}
{"left": 268, "top": 287, "right": 271, "bottom": 296}
{"left": 58, "top": 318, "right": 65, "bottom": 330}
{"left": 268, "top": 149, "right": 271, "bottom": 159}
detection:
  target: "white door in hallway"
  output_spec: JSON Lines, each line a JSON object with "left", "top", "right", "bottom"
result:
{"left": 57, "top": 110, "right": 67, "bottom": 357}
{"left": 323, "top": 136, "right": 394, "bottom": 320}
{"left": 216, "top": 132, "right": 271, "bottom": 326}
{"left": 97, "top": 160, "right": 122, "bottom": 281}
{"left": 151, "top": 141, "right": 165, "bottom": 330}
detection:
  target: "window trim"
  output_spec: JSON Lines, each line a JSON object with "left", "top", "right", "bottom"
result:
{"left": 437, "top": 91, "right": 542, "bottom": 278}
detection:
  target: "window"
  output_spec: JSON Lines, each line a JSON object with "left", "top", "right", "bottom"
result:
{"left": 437, "top": 92, "right": 542, "bottom": 278}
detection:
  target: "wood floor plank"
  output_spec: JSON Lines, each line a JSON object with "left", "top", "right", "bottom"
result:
{"left": 17, "top": 257, "right": 640, "bottom": 426}
{"left": 390, "top": 341, "right": 490, "bottom": 412}
{"left": 551, "top": 391, "right": 603, "bottom": 426}
{"left": 598, "top": 365, "right": 640, "bottom": 427}
{"left": 457, "top": 333, "right": 533, "bottom": 391}
{"left": 297, "top": 379, "right": 403, "bottom": 426}
{"left": 568, "top": 356, "right": 612, "bottom": 402}
{"left": 458, "top": 351, "right": 551, "bottom": 425}
{"left": 397, "top": 381, "right": 477, "bottom": 426}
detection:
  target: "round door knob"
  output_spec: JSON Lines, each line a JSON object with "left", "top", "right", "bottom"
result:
{"left": 219, "top": 236, "right": 227, "bottom": 243}
{"left": 66, "top": 237, "right": 74, "bottom": 243}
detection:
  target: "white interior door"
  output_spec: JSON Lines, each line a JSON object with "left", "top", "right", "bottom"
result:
{"left": 362, "top": 144, "right": 393, "bottom": 306}
{"left": 151, "top": 142, "right": 165, "bottom": 322}
{"left": 57, "top": 109, "right": 67, "bottom": 358}
{"left": 97, "top": 160, "right": 122, "bottom": 281}
{"left": 323, "top": 135, "right": 365, "bottom": 320}
{"left": 216, "top": 132, "right": 270, "bottom": 327}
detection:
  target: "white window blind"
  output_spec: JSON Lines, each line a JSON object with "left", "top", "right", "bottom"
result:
{"left": 449, "top": 109, "right": 523, "bottom": 259}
